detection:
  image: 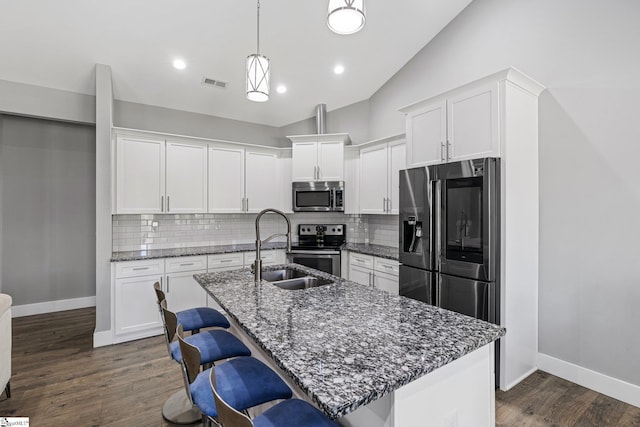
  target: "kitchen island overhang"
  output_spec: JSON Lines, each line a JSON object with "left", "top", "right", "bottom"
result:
{"left": 194, "top": 264, "right": 505, "bottom": 426}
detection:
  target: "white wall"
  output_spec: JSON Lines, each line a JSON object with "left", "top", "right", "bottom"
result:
{"left": 1, "top": 115, "right": 96, "bottom": 306}
{"left": 362, "top": 0, "right": 640, "bottom": 386}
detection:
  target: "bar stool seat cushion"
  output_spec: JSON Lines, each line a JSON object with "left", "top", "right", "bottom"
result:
{"left": 253, "top": 399, "right": 340, "bottom": 427}
{"left": 177, "top": 307, "right": 230, "bottom": 331}
{"left": 191, "top": 357, "right": 292, "bottom": 418}
{"left": 170, "top": 329, "right": 251, "bottom": 364}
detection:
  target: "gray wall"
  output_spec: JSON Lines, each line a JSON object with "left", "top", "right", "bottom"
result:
{"left": 0, "top": 79, "right": 96, "bottom": 125}
{"left": 114, "top": 100, "right": 284, "bottom": 148}
{"left": 1, "top": 115, "right": 96, "bottom": 305}
{"left": 279, "top": 100, "right": 371, "bottom": 145}
{"left": 357, "top": 0, "right": 640, "bottom": 385}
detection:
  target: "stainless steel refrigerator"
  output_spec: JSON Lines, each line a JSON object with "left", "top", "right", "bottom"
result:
{"left": 399, "top": 158, "right": 500, "bottom": 325}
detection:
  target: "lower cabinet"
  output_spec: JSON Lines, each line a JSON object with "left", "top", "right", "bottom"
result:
{"left": 348, "top": 252, "right": 399, "bottom": 295}
{"left": 113, "top": 259, "right": 165, "bottom": 342}
{"left": 206, "top": 253, "right": 245, "bottom": 310}
{"left": 164, "top": 255, "right": 208, "bottom": 313}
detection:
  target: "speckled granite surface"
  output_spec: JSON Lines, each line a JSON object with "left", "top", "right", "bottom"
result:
{"left": 194, "top": 264, "right": 505, "bottom": 420}
{"left": 342, "top": 242, "right": 399, "bottom": 260}
{"left": 110, "top": 242, "right": 287, "bottom": 262}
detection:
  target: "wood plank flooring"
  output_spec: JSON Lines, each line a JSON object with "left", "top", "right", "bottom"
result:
{"left": 0, "top": 308, "right": 638, "bottom": 426}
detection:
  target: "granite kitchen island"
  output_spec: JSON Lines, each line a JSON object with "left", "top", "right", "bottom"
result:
{"left": 194, "top": 264, "right": 505, "bottom": 427}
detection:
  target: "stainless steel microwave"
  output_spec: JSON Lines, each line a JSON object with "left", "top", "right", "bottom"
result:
{"left": 292, "top": 181, "right": 344, "bottom": 212}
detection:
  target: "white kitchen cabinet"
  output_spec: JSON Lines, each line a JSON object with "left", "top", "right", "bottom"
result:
{"left": 115, "top": 136, "right": 165, "bottom": 214}
{"left": 165, "top": 141, "right": 208, "bottom": 213}
{"left": 288, "top": 134, "right": 349, "bottom": 182}
{"left": 245, "top": 151, "right": 278, "bottom": 213}
{"left": 402, "top": 80, "right": 499, "bottom": 167}
{"left": 344, "top": 148, "right": 360, "bottom": 214}
{"left": 359, "top": 140, "right": 406, "bottom": 214}
{"left": 347, "top": 252, "right": 399, "bottom": 295}
{"left": 209, "top": 146, "right": 245, "bottom": 213}
{"left": 277, "top": 151, "right": 293, "bottom": 213}
{"left": 243, "top": 249, "right": 286, "bottom": 267}
{"left": 164, "top": 256, "right": 208, "bottom": 313}
{"left": 208, "top": 146, "right": 279, "bottom": 214}
{"left": 116, "top": 136, "right": 207, "bottom": 214}
{"left": 113, "top": 259, "right": 165, "bottom": 341}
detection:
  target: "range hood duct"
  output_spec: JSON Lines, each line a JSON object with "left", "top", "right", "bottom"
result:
{"left": 315, "top": 104, "right": 327, "bottom": 134}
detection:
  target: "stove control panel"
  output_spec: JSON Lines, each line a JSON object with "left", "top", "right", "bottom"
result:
{"left": 298, "top": 224, "right": 345, "bottom": 236}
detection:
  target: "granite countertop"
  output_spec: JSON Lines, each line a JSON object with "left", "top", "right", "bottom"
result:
{"left": 194, "top": 264, "right": 505, "bottom": 420}
{"left": 110, "top": 242, "right": 287, "bottom": 262}
{"left": 342, "top": 242, "right": 399, "bottom": 260}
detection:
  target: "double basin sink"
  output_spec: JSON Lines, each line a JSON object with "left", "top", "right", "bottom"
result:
{"left": 261, "top": 267, "right": 333, "bottom": 290}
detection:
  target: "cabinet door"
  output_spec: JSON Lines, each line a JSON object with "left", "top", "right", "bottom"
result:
{"left": 245, "top": 151, "right": 277, "bottom": 212}
{"left": 406, "top": 100, "right": 446, "bottom": 168}
{"left": 374, "top": 271, "right": 399, "bottom": 295}
{"left": 165, "top": 270, "right": 207, "bottom": 314}
{"left": 348, "top": 264, "right": 372, "bottom": 287}
{"left": 277, "top": 154, "right": 293, "bottom": 213}
{"left": 387, "top": 142, "right": 406, "bottom": 214}
{"left": 447, "top": 82, "right": 500, "bottom": 161}
{"left": 116, "top": 136, "right": 165, "bottom": 213}
{"left": 114, "top": 274, "right": 163, "bottom": 336}
{"left": 166, "top": 141, "right": 208, "bottom": 213}
{"left": 317, "top": 141, "right": 344, "bottom": 181}
{"left": 359, "top": 144, "right": 388, "bottom": 214}
{"left": 291, "top": 142, "right": 318, "bottom": 181}
{"left": 209, "top": 146, "right": 245, "bottom": 213}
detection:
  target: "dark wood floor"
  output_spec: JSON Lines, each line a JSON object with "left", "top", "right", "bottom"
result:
{"left": 1, "top": 308, "right": 638, "bottom": 426}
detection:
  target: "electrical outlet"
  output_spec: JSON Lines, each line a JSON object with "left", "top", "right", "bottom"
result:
{"left": 444, "top": 410, "right": 458, "bottom": 427}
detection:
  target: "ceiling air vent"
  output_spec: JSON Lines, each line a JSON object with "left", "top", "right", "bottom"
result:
{"left": 202, "top": 77, "right": 228, "bottom": 89}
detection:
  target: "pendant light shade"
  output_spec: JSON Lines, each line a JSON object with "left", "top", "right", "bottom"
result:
{"left": 246, "top": 53, "right": 270, "bottom": 102}
{"left": 327, "top": 0, "right": 365, "bottom": 35}
{"left": 247, "top": 0, "right": 270, "bottom": 102}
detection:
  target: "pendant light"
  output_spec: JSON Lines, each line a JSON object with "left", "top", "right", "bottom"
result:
{"left": 327, "top": 0, "right": 365, "bottom": 35}
{"left": 246, "top": 0, "right": 270, "bottom": 102}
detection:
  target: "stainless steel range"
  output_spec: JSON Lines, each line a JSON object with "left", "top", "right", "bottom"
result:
{"left": 287, "top": 224, "right": 345, "bottom": 276}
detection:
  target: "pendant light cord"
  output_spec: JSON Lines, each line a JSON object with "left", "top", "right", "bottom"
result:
{"left": 256, "top": 0, "right": 261, "bottom": 55}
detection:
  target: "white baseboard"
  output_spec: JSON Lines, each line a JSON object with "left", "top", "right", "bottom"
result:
{"left": 537, "top": 353, "right": 640, "bottom": 408}
{"left": 500, "top": 366, "right": 537, "bottom": 392}
{"left": 11, "top": 296, "right": 96, "bottom": 318}
{"left": 93, "top": 329, "right": 113, "bottom": 348}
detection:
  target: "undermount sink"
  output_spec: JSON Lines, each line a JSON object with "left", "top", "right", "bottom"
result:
{"left": 261, "top": 267, "right": 333, "bottom": 290}
{"left": 261, "top": 268, "right": 308, "bottom": 282}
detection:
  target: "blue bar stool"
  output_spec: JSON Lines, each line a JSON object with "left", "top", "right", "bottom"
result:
{"left": 177, "top": 325, "right": 293, "bottom": 427}
{"left": 211, "top": 369, "right": 340, "bottom": 427}
{"left": 154, "top": 282, "right": 230, "bottom": 333}
{"left": 158, "top": 300, "right": 250, "bottom": 424}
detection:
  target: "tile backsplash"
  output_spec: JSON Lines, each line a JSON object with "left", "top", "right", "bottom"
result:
{"left": 112, "top": 213, "right": 399, "bottom": 252}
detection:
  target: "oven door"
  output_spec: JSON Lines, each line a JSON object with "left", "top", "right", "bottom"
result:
{"left": 438, "top": 158, "right": 499, "bottom": 282}
{"left": 287, "top": 250, "right": 341, "bottom": 276}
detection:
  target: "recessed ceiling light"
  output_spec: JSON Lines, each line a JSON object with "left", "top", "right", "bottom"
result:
{"left": 334, "top": 64, "right": 345, "bottom": 75}
{"left": 276, "top": 85, "right": 287, "bottom": 94}
{"left": 172, "top": 59, "right": 187, "bottom": 70}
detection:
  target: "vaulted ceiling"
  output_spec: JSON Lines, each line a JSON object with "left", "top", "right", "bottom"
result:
{"left": 0, "top": 0, "right": 472, "bottom": 126}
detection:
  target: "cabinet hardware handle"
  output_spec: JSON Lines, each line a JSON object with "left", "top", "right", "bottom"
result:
{"left": 441, "top": 142, "right": 445, "bottom": 161}
{"left": 220, "top": 259, "right": 234, "bottom": 263}
{"left": 161, "top": 196, "right": 164, "bottom": 212}
{"left": 317, "top": 166, "right": 321, "bottom": 180}
{"left": 388, "top": 197, "right": 392, "bottom": 213}
{"left": 166, "top": 276, "right": 170, "bottom": 292}
{"left": 246, "top": 198, "right": 249, "bottom": 212}
{"left": 160, "top": 276, "right": 163, "bottom": 289}
{"left": 180, "top": 263, "right": 194, "bottom": 267}
{"left": 167, "top": 195, "right": 170, "bottom": 212}
{"left": 132, "top": 267, "right": 149, "bottom": 271}
{"left": 446, "top": 140, "right": 451, "bottom": 161}
{"left": 243, "top": 198, "right": 246, "bottom": 212}
{"left": 356, "top": 259, "right": 365, "bottom": 263}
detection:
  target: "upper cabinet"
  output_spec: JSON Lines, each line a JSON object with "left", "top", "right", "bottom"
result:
{"left": 165, "top": 141, "right": 208, "bottom": 213}
{"left": 115, "top": 136, "right": 165, "bottom": 214}
{"left": 359, "top": 138, "right": 406, "bottom": 214}
{"left": 288, "top": 134, "right": 350, "bottom": 182}
{"left": 114, "top": 131, "right": 284, "bottom": 214}
{"left": 403, "top": 82, "right": 499, "bottom": 167}
{"left": 115, "top": 136, "right": 207, "bottom": 214}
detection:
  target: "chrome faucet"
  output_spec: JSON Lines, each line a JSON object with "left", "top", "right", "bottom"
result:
{"left": 254, "top": 208, "right": 292, "bottom": 283}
